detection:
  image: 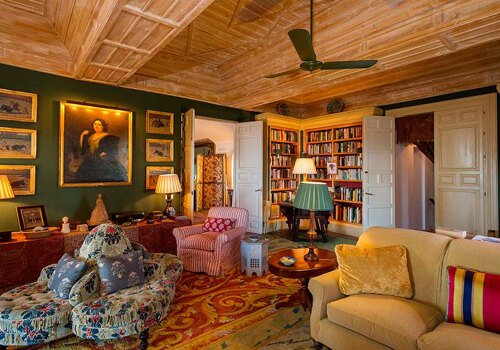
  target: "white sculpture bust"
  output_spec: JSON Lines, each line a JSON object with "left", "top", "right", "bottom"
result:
{"left": 61, "top": 216, "right": 71, "bottom": 233}
{"left": 87, "top": 193, "right": 110, "bottom": 226}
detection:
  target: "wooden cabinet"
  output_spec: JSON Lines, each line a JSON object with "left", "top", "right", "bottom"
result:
{"left": 269, "top": 126, "right": 299, "bottom": 204}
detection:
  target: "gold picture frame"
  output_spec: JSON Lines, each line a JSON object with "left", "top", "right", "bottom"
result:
{"left": 146, "top": 138, "right": 173, "bottom": 162}
{"left": 146, "top": 110, "right": 174, "bottom": 135}
{"left": 145, "top": 166, "right": 174, "bottom": 190}
{"left": 0, "top": 87, "right": 37, "bottom": 122}
{"left": 59, "top": 101, "right": 133, "bottom": 187}
{"left": 0, "top": 165, "right": 35, "bottom": 195}
{"left": 0, "top": 127, "right": 37, "bottom": 159}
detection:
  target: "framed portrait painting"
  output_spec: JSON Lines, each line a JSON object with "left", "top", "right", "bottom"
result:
{"left": 16, "top": 205, "right": 47, "bottom": 231}
{"left": 59, "top": 101, "right": 133, "bottom": 187}
{"left": 0, "top": 88, "right": 37, "bottom": 122}
{"left": 145, "top": 166, "right": 173, "bottom": 190}
{"left": 0, "top": 165, "right": 35, "bottom": 195}
{"left": 146, "top": 139, "right": 173, "bottom": 162}
{"left": 146, "top": 110, "right": 173, "bottom": 135}
{"left": 0, "top": 127, "right": 37, "bottom": 159}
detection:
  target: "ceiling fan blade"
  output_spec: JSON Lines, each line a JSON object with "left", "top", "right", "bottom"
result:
{"left": 322, "top": 60, "right": 378, "bottom": 69}
{"left": 265, "top": 68, "right": 301, "bottom": 79}
{"left": 288, "top": 29, "right": 316, "bottom": 62}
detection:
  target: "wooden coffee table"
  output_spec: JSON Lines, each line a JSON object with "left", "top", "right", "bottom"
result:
{"left": 269, "top": 248, "right": 337, "bottom": 311}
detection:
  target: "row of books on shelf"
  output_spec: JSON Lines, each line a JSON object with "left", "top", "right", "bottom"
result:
{"left": 336, "top": 169, "right": 362, "bottom": 180}
{"left": 307, "top": 143, "right": 332, "bottom": 154}
{"left": 271, "top": 168, "right": 295, "bottom": 178}
{"left": 270, "top": 179, "right": 297, "bottom": 190}
{"left": 271, "top": 191, "right": 294, "bottom": 204}
{"left": 307, "top": 130, "right": 331, "bottom": 142}
{"left": 311, "top": 155, "right": 333, "bottom": 167}
{"left": 308, "top": 169, "right": 330, "bottom": 180}
{"left": 271, "top": 129, "right": 298, "bottom": 142}
{"left": 271, "top": 142, "right": 297, "bottom": 154}
{"left": 334, "top": 141, "right": 362, "bottom": 153}
{"left": 332, "top": 205, "right": 362, "bottom": 224}
{"left": 270, "top": 155, "right": 294, "bottom": 166}
{"left": 338, "top": 155, "right": 362, "bottom": 166}
{"left": 334, "top": 187, "right": 363, "bottom": 202}
{"left": 334, "top": 126, "right": 362, "bottom": 139}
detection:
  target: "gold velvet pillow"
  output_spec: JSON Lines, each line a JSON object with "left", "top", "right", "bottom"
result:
{"left": 335, "top": 244, "right": 413, "bottom": 298}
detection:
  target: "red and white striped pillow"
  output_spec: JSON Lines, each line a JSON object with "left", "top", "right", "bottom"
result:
{"left": 202, "top": 217, "right": 237, "bottom": 233}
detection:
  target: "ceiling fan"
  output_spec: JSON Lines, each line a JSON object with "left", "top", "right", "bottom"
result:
{"left": 266, "top": 0, "right": 377, "bottom": 78}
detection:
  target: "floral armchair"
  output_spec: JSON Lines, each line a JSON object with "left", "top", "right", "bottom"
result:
{"left": 173, "top": 207, "right": 249, "bottom": 276}
{"left": 0, "top": 223, "right": 182, "bottom": 350}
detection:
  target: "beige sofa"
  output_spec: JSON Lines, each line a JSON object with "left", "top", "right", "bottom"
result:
{"left": 309, "top": 226, "right": 500, "bottom": 350}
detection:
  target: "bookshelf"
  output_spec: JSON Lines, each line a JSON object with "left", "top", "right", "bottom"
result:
{"left": 269, "top": 126, "right": 299, "bottom": 204}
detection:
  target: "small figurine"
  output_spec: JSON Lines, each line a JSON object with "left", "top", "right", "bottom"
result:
{"left": 61, "top": 216, "right": 71, "bottom": 233}
{"left": 87, "top": 193, "right": 111, "bottom": 226}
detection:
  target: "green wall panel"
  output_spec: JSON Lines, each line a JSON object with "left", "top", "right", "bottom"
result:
{"left": 0, "top": 64, "right": 255, "bottom": 231}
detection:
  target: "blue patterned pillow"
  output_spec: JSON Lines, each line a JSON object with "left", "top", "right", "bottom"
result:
{"left": 97, "top": 250, "right": 146, "bottom": 295}
{"left": 48, "top": 253, "right": 88, "bottom": 299}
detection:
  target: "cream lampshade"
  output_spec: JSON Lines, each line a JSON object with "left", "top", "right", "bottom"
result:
{"left": 0, "top": 175, "right": 14, "bottom": 199}
{"left": 155, "top": 174, "right": 182, "bottom": 217}
{"left": 292, "top": 158, "right": 317, "bottom": 175}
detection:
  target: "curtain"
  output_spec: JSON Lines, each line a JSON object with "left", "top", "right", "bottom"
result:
{"left": 396, "top": 113, "right": 434, "bottom": 162}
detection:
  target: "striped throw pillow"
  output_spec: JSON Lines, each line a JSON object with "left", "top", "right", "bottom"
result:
{"left": 447, "top": 265, "right": 500, "bottom": 333}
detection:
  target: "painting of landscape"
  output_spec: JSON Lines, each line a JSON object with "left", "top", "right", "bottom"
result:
{"left": 0, "top": 165, "right": 35, "bottom": 195}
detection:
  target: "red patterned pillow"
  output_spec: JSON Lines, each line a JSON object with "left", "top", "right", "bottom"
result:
{"left": 202, "top": 217, "right": 237, "bottom": 233}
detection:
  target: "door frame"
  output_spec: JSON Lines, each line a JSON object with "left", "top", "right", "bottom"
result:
{"left": 386, "top": 93, "right": 498, "bottom": 234}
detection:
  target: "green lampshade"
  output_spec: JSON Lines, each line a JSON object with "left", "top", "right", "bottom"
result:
{"left": 293, "top": 182, "right": 333, "bottom": 211}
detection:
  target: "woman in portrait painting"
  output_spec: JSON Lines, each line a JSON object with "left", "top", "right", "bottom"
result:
{"left": 75, "top": 118, "right": 127, "bottom": 182}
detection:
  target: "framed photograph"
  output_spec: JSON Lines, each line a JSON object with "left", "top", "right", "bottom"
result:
{"left": 146, "top": 110, "right": 173, "bottom": 135}
{"left": 327, "top": 162, "right": 337, "bottom": 175}
{"left": 0, "top": 165, "right": 35, "bottom": 195}
{"left": 146, "top": 138, "right": 173, "bottom": 162}
{"left": 16, "top": 205, "right": 47, "bottom": 231}
{"left": 145, "top": 166, "right": 174, "bottom": 190}
{"left": 0, "top": 127, "right": 37, "bottom": 159}
{"left": 59, "top": 101, "right": 133, "bottom": 187}
{"left": 0, "top": 88, "right": 37, "bottom": 122}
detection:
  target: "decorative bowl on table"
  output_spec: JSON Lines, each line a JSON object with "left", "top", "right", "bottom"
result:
{"left": 22, "top": 226, "right": 57, "bottom": 239}
{"left": 279, "top": 256, "right": 297, "bottom": 266}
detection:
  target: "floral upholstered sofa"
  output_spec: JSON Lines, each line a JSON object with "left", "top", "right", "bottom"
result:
{"left": 0, "top": 223, "right": 182, "bottom": 349}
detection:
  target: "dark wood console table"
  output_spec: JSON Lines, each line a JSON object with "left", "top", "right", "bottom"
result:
{"left": 0, "top": 219, "right": 190, "bottom": 294}
{"left": 279, "top": 202, "right": 331, "bottom": 242}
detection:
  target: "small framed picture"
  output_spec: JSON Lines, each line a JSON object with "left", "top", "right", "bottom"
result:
{"left": 0, "top": 87, "right": 37, "bottom": 122}
{"left": 145, "top": 166, "right": 174, "bottom": 190}
{"left": 146, "top": 138, "right": 173, "bottom": 162}
{"left": 16, "top": 205, "right": 47, "bottom": 231}
{"left": 0, "top": 127, "right": 37, "bottom": 159}
{"left": 327, "top": 162, "right": 337, "bottom": 175}
{"left": 146, "top": 110, "right": 173, "bottom": 135}
{"left": 0, "top": 165, "right": 36, "bottom": 195}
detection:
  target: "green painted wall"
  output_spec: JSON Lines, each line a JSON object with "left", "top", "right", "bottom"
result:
{"left": 0, "top": 64, "right": 255, "bottom": 231}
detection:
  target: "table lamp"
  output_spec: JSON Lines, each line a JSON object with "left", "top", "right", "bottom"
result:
{"left": 292, "top": 157, "right": 317, "bottom": 177}
{"left": 155, "top": 174, "right": 182, "bottom": 217}
{"left": 293, "top": 182, "right": 333, "bottom": 261}
{"left": 0, "top": 175, "right": 15, "bottom": 241}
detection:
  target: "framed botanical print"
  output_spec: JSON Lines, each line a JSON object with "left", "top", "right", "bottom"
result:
{"left": 146, "top": 110, "right": 173, "bottom": 135}
{"left": 59, "top": 101, "right": 133, "bottom": 187}
{"left": 0, "top": 165, "right": 35, "bottom": 195}
{"left": 0, "top": 88, "right": 37, "bottom": 122}
{"left": 16, "top": 205, "right": 47, "bottom": 231}
{"left": 145, "top": 166, "right": 174, "bottom": 190}
{"left": 0, "top": 127, "right": 37, "bottom": 159}
{"left": 146, "top": 138, "right": 173, "bottom": 162}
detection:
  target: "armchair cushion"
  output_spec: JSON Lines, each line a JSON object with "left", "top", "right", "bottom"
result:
{"left": 68, "top": 268, "right": 99, "bottom": 307}
{"left": 202, "top": 217, "right": 236, "bottom": 233}
{"left": 97, "top": 250, "right": 146, "bottom": 295}
{"left": 48, "top": 253, "right": 88, "bottom": 299}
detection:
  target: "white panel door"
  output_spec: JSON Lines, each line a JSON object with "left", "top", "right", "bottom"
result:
{"left": 435, "top": 105, "right": 483, "bottom": 234}
{"left": 182, "top": 108, "right": 195, "bottom": 222}
{"left": 235, "top": 121, "right": 263, "bottom": 233}
{"left": 363, "top": 116, "right": 396, "bottom": 229}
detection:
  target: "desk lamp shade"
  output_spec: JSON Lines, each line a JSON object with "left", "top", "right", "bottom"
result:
{"left": 293, "top": 158, "right": 317, "bottom": 175}
{"left": 293, "top": 182, "right": 333, "bottom": 261}
{"left": 155, "top": 174, "right": 182, "bottom": 216}
{"left": 0, "top": 175, "right": 14, "bottom": 199}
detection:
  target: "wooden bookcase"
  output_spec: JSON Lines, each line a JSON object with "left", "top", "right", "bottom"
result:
{"left": 268, "top": 126, "right": 299, "bottom": 204}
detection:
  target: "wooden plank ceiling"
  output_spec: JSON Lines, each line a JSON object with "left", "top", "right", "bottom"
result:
{"left": 0, "top": 0, "right": 498, "bottom": 117}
